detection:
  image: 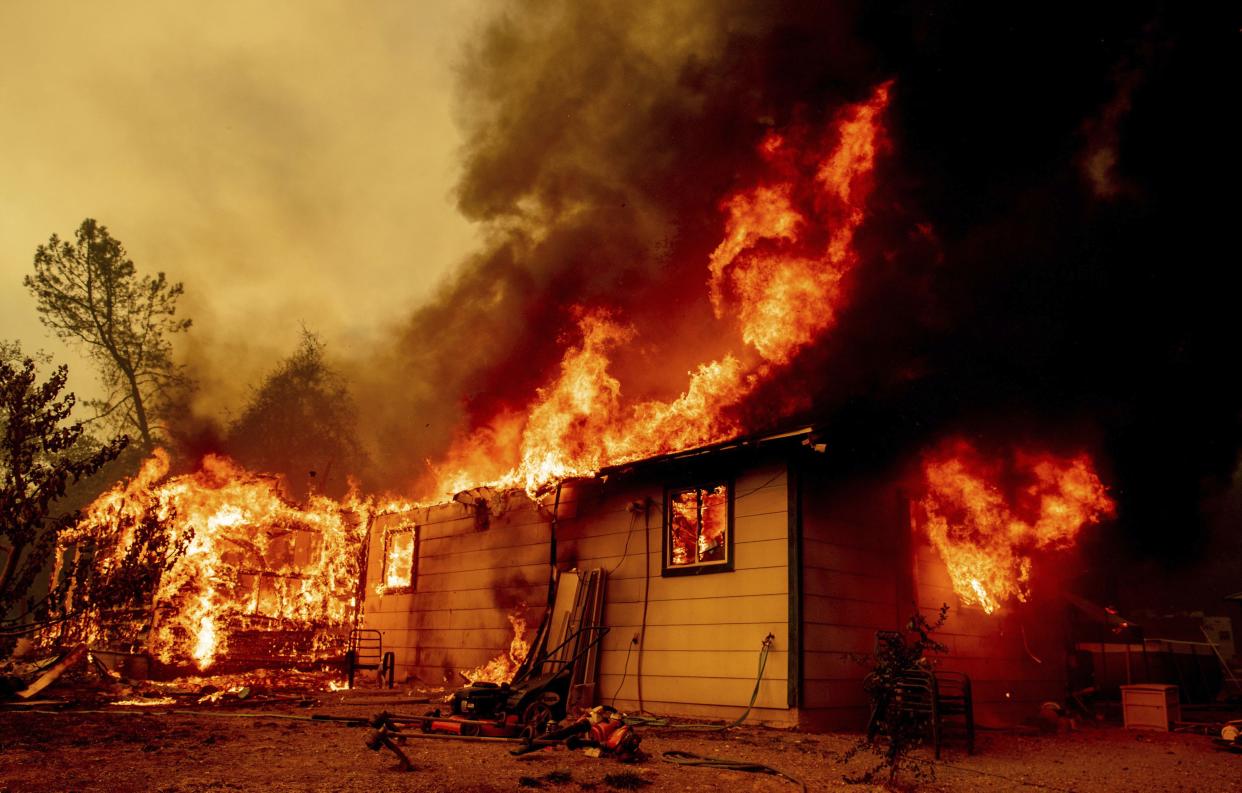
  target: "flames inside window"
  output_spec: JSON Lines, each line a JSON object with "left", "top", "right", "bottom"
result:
{"left": 383, "top": 527, "right": 416, "bottom": 591}
{"left": 666, "top": 483, "right": 730, "bottom": 570}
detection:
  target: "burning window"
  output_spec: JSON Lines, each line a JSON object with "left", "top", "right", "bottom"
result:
{"left": 382, "top": 526, "right": 417, "bottom": 593}
{"left": 664, "top": 482, "right": 732, "bottom": 575}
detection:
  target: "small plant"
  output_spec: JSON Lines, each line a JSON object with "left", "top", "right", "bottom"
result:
{"left": 840, "top": 604, "right": 950, "bottom": 785}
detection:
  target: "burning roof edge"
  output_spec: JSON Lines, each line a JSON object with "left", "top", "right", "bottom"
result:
{"left": 594, "top": 424, "right": 817, "bottom": 480}
{"left": 373, "top": 426, "right": 822, "bottom": 521}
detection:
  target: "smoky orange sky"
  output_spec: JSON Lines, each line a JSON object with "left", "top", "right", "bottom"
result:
{"left": 0, "top": 0, "right": 483, "bottom": 415}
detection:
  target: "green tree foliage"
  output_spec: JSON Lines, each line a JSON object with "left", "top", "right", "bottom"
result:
{"left": 0, "top": 352, "right": 127, "bottom": 630}
{"left": 25, "top": 219, "right": 191, "bottom": 449}
{"left": 226, "top": 330, "right": 368, "bottom": 498}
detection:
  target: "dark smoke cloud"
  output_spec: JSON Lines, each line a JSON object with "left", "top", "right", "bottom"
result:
{"left": 354, "top": 0, "right": 879, "bottom": 490}
{"left": 759, "top": 4, "right": 1242, "bottom": 579}
{"left": 357, "top": 1, "right": 1240, "bottom": 609}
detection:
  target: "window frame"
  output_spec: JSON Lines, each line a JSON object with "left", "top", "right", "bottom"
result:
{"left": 380, "top": 524, "right": 418, "bottom": 595}
{"left": 661, "top": 478, "right": 735, "bottom": 577}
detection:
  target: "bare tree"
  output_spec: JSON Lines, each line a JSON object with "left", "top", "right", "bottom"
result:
{"left": 25, "top": 219, "right": 191, "bottom": 449}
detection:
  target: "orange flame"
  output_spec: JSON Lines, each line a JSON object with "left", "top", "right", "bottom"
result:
{"left": 917, "top": 441, "right": 1115, "bottom": 614}
{"left": 710, "top": 82, "right": 890, "bottom": 364}
{"left": 57, "top": 449, "right": 372, "bottom": 670}
{"left": 433, "top": 83, "right": 892, "bottom": 498}
{"left": 461, "top": 611, "right": 530, "bottom": 684}
{"left": 382, "top": 529, "right": 416, "bottom": 591}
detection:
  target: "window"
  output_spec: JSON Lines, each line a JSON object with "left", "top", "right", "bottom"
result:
{"left": 381, "top": 526, "right": 417, "bottom": 593}
{"left": 663, "top": 481, "right": 733, "bottom": 576}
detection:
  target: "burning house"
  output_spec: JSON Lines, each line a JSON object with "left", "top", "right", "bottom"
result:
{"left": 51, "top": 449, "right": 371, "bottom": 676}
{"left": 352, "top": 74, "right": 1120, "bottom": 731}
{"left": 361, "top": 427, "right": 1113, "bottom": 729}
{"left": 5, "top": 4, "right": 1242, "bottom": 790}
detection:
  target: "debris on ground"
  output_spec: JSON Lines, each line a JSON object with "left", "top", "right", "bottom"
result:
{"left": 512, "top": 705, "right": 642, "bottom": 761}
{"left": 2, "top": 662, "right": 1242, "bottom": 791}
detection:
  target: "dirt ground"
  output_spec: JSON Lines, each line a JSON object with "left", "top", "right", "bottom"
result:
{"left": 1, "top": 695, "right": 1238, "bottom": 793}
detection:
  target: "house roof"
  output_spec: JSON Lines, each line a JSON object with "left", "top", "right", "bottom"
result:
{"left": 596, "top": 424, "right": 817, "bottom": 478}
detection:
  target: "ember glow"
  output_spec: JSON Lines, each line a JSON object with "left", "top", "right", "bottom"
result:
{"left": 110, "top": 697, "right": 177, "bottom": 707}
{"left": 56, "top": 449, "right": 371, "bottom": 670}
{"left": 668, "top": 484, "right": 729, "bottom": 566}
{"left": 917, "top": 442, "right": 1115, "bottom": 614}
{"left": 461, "top": 611, "right": 530, "bottom": 684}
{"left": 433, "top": 83, "right": 892, "bottom": 498}
{"left": 383, "top": 528, "right": 416, "bottom": 591}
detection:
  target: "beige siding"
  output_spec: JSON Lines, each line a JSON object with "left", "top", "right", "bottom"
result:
{"left": 798, "top": 469, "right": 906, "bottom": 729}
{"left": 361, "top": 504, "right": 550, "bottom": 684}
{"left": 361, "top": 458, "right": 793, "bottom": 726}
{"left": 574, "top": 461, "right": 791, "bottom": 725}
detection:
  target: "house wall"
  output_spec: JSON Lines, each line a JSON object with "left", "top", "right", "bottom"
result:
{"left": 798, "top": 464, "right": 907, "bottom": 731}
{"left": 797, "top": 456, "right": 1069, "bottom": 730}
{"left": 570, "top": 459, "right": 792, "bottom": 725}
{"left": 360, "top": 455, "right": 794, "bottom": 726}
{"left": 912, "top": 537, "right": 1069, "bottom": 726}
{"left": 361, "top": 499, "right": 551, "bottom": 685}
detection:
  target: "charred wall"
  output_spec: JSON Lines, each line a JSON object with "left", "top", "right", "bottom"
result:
{"left": 363, "top": 505, "right": 550, "bottom": 685}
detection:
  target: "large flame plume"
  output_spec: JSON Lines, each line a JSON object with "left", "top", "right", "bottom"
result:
{"left": 916, "top": 441, "right": 1115, "bottom": 614}
{"left": 709, "top": 82, "right": 890, "bottom": 364}
{"left": 55, "top": 449, "right": 372, "bottom": 670}
{"left": 433, "top": 83, "right": 891, "bottom": 497}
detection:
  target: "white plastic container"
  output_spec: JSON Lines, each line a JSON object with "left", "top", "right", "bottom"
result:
{"left": 1120, "top": 684, "right": 1180, "bottom": 731}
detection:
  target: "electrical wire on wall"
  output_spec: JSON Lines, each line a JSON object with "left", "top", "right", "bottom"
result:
{"left": 630, "top": 470, "right": 787, "bottom": 724}
{"left": 637, "top": 495, "right": 651, "bottom": 715}
{"left": 606, "top": 508, "right": 641, "bottom": 576}
{"left": 609, "top": 637, "right": 636, "bottom": 707}
{"left": 607, "top": 499, "right": 644, "bottom": 706}
{"left": 625, "top": 633, "right": 774, "bottom": 731}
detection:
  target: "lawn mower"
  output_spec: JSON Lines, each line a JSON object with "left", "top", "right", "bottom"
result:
{"left": 405, "top": 624, "right": 609, "bottom": 739}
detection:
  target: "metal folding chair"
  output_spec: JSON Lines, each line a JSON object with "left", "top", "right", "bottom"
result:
{"left": 346, "top": 628, "right": 394, "bottom": 688}
{"left": 887, "top": 668, "right": 974, "bottom": 759}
